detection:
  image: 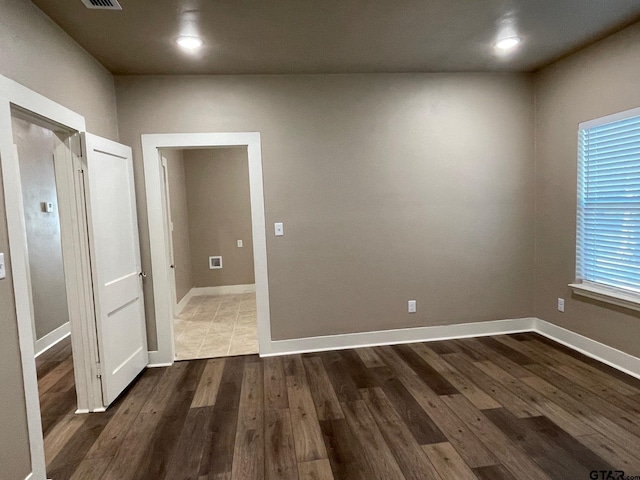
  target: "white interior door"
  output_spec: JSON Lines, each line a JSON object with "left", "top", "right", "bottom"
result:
{"left": 82, "top": 132, "right": 148, "bottom": 406}
{"left": 161, "top": 156, "right": 177, "bottom": 320}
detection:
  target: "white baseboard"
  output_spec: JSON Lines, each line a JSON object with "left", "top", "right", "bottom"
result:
{"left": 147, "top": 362, "right": 173, "bottom": 368}
{"left": 34, "top": 322, "right": 70, "bottom": 357}
{"left": 261, "top": 317, "right": 536, "bottom": 357}
{"left": 191, "top": 284, "right": 256, "bottom": 296}
{"left": 534, "top": 319, "right": 640, "bottom": 381}
{"left": 23, "top": 473, "right": 48, "bottom": 480}
{"left": 259, "top": 316, "right": 640, "bottom": 381}
{"left": 175, "top": 288, "right": 195, "bottom": 315}
{"left": 147, "top": 313, "right": 640, "bottom": 382}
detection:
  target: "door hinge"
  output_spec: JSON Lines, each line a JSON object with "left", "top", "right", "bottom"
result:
{"left": 96, "top": 363, "right": 102, "bottom": 378}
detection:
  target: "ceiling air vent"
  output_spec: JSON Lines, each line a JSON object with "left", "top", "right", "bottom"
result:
{"left": 80, "top": 0, "right": 122, "bottom": 10}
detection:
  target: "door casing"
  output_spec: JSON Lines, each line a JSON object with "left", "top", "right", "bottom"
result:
{"left": 0, "top": 74, "right": 106, "bottom": 480}
{"left": 142, "top": 133, "right": 272, "bottom": 365}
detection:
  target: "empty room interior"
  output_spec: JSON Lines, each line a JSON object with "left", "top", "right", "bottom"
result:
{"left": 2, "top": 1, "right": 640, "bottom": 480}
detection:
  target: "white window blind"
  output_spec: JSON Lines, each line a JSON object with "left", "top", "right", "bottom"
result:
{"left": 576, "top": 108, "right": 640, "bottom": 295}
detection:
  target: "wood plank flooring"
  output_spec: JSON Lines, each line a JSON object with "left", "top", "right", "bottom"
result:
{"left": 36, "top": 333, "right": 640, "bottom": 480}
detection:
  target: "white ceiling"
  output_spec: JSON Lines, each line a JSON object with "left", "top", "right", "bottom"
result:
{"left": 32, "top": 0, "right": 640, "bottom": 75}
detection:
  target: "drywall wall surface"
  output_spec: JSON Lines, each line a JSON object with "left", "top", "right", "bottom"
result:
{"left": 0, "top": 145, "right": 31, "bottom": 480}
{"left": 183, "top": 148, "right": 255, "bottom": 288}
{"left": 163, "top": 149, "right": 194, "bottom": 303}
{"left": 534, "top": 21, "right": 640, "bottom": 357}
{"left": 0, "top": 0, "right": 118, "bottom": 140}
{"left": 12, "top": 116, "right": 69, "bottom": 341}
{"left": 115, "top": 73, "right": 535, "bottom": 341}
{"left": 0, "top": 2, "right": 120, "bottom": 476}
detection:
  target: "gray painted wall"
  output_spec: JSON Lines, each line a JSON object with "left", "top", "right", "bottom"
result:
{"left": 184, "top": 148, "right": 255, "bottom": 289}
{"left": 13, "top": 116, "right": 69, "bottom": 341}
{"left": 0, "top": 1, "right": 118, "bottom": 478}
{"left": 115, "top": 73, "right": 536, "bottom": 344}
{"left": 533, "top": 22, "right": 640, "bottom": 358}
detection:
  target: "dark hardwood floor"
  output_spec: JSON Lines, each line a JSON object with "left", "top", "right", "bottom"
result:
{"left": 36, "top": 333, "right": 640, "bottom": 480}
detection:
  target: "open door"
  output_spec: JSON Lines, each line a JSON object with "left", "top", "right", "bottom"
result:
{"left": 82, "top": 132, "right": 148, "bottom": 406}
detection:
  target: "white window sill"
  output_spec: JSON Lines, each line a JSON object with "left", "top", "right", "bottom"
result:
{"left": 569, "top": 282, "right": 640, "bottom": 313}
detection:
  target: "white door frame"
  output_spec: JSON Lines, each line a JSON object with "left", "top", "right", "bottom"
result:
{"left": 142, "top": 133, "right": 271, "bottom": 365}
{"left": 0, "top": 74, "right": 104, "bottom": 480}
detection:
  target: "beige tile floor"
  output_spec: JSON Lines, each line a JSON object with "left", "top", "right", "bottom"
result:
{"left": 174, "top": 293, "right": 258, "bottom": 360}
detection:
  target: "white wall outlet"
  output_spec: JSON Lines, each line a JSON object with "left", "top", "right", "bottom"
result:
{"left": 209, "top": 256, "right": 222, "bottom": 269}
{"left": 42, "top": 201, "right": 54, "bottom": 213}
{"left": 0, "top": 253, "right": 5, "bottom": 280}
{"left": 408, "top": 300, "right": 417, "bottom": 313}
{"left": 237, "top": 240, "right": 243, "bottom": 248}
{"left": 557, "top": 297, "right": 565, "bottom": 312}
{"left": 274, "top": 222, "right": 284, "bottom": 236}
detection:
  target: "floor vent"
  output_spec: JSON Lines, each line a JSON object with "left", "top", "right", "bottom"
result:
{"left": 80, "top": 0, "right": 122, "bottom": 10}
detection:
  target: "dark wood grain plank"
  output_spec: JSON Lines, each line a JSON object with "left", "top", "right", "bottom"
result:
{"left": 319, "top": 418, "right": 375, "bottom": 480}
{"left": 135, "top": 360, "right": 206, "bottom": 480}
{"left": 473, "top": 359, "right": 594, "bottom": 437}
{"left": 340, "top": 400, "right": 405, "bottom": 480}
{"left": 422, "top": 442, "right": 478, "bottom": 480}
{"left": 199, "top": 357, "right": 245, "bottom": 479}
{"left": 355, "top": 347, "right": 385, "bottom": 368}
{"left": 162, "top": 406, "right": 212, "bottom": 480}
{"left": 298, "top": 459, "right": 334, "bottom": 480}
{"left": 375, "top": 376, "right": 447, "bottom": 446}
{"left": 477, "top": 336, "right": 535, "bottom": 365}
{"left": 361, "top": 388, "right": 442, "bottom": 480}
{"left": 399, "top": 373, "right": 497, "bottom": 468}
{"left": 440, "top": 395, "right": 551, "bottom": 480}
{"left": 317, "top": 351, "right": 362, "bottom": 402}
{"left": 577, "top": 433, "right": 640, "bottom": 474}
{"left": 303, "top": 356, "right": 344, "bottom": 421}
{"left": 191, "top": 359, "right": 225, "bottom": 408}
{"left": 264, "top": 356, "right": 289, "bottom": 411}
{"left": 231, "top": 362, "right": 264, "bottom": 480}
{"left": 483, "top": 408, "right": 602, "bottom": 480}
{"left": 472, "top": 464, "right": 518, "bottom": 480}
{"left": 264, "top": 409, "right": 297, "bottom": 480}
{"left": 409, "top": 343, "right": 501, "bottom": 410}
{"left": 443, "top": 353, "right": 538, "bottom": 418}
{"left": 286, "top": 356, "right": 328, "bottom": 462}
{"left": 393, "top": 344, "right": 459, "bottom": 395}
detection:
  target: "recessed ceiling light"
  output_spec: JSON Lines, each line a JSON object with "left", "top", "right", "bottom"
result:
{"left": 495, "top": 36, "right": 521, "bottom": 51}
{"left": 176, "top": 36, "right": 203, "bottom": 50}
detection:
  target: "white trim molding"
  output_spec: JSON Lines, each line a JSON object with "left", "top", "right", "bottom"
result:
{"left": 175, "top": 288, "right": 194, "bottom": 316}
{"left": 35, "top": 322, "right": 70, "bottom": 357}
{"left": 191, "top": 284, "right": 256, "bottom": 297}
{"left": 0, "top": 73, "right": 91, "bottom": 480}
{"left": 142, "top": 133, "right": 270, "bottom": 366}
{"left": 259, "top": 316, "right": 640, "bottom": 381}
{"left": 534, "top": 318, "right": 640, "bottom": 381}
{"left": 569, "top": 282, "right": 640, "bottom": 313}
{"left": 261, "top": 317, "right": 536, "bottom": 357}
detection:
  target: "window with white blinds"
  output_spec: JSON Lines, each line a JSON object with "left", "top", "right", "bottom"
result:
{"left": 576, "top": 108, "right": 640, "bottom": 295}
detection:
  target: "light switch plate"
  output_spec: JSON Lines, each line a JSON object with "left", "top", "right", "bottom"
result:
{"left": 0, "top": 253, "right": 5, "bottom": 280}
{"left": 408, "top": 300, "right": 417, "bottom": 313}
{"left": 274, "top": 222, "right": 284, "bottom": 236}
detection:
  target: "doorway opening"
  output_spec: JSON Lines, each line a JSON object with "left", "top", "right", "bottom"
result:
{"left": 142, "top": 132, "right": 271, "bottom": 365}
{"left": 11, "top": 110, "right": 81, "bottom": 478}
{"left": 161, "top": 146, "right": 258, "bottom": 359}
